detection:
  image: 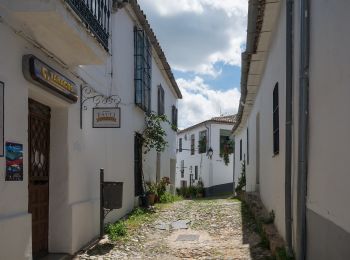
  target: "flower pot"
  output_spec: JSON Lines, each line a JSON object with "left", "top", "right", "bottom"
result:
{"left": 148, "top": 193, "right": 156, "bottom": 205}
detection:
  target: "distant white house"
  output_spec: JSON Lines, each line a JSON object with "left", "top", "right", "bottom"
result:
{"left": 175, "top": 115, "right": 236, "bottom": 196}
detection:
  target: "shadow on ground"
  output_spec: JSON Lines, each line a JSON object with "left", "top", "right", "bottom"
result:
{"left": 240, "top": 199, "right": 273, "bottom": 260}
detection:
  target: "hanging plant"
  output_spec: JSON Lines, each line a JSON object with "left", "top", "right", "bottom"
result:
{"left": 220, "top": 139, "right": 235, "bottom": 165}
{"left": 236, "top": 159, "right": 246, "bottom": 193}
{"left": 142, "top": 112, "right": 171, "bottom": 154}
{"left": 198, "top": 136, "right": 207, "bottom": 153}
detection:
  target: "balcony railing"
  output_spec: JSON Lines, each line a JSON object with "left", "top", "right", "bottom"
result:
{"left": 66, "top": 0, "right": 111, "bottom": 51}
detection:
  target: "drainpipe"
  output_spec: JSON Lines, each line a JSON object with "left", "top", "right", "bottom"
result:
{"left": 296, "top": 0, "right": 310, "bottom": 259}
{"left": 285, "top": 0, "right": 294, "bottom": 256}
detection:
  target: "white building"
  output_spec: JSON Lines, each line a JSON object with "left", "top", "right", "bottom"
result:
{"left": 176, "top": 115, "right": 236, "bottom": 196}
{"left": 233, "top": 0, "right": 350, "bottom": 259}
{"left": 0, "top": 0, "right": 181, "bottom": 259}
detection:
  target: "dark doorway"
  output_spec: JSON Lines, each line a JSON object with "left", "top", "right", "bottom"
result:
{"left": 134, "top": 133, "right": 144, "bottom": 196}
{"left": 28, "top": 99, "right": 51, "bottom": 258}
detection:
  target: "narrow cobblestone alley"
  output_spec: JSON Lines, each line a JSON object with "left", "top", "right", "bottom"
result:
{"left": 75, "top": 198, "right": 272, "bottom": 260}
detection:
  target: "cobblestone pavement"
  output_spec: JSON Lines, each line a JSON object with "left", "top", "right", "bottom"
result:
{"left": 75, "top": 198, "right": 272, "bottom": 260}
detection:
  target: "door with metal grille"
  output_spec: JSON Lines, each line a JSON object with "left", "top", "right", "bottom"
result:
{"left": 28, "top": 99, "right": 51, "bottom": 258}
{"left": 134, "top": 133, "right": 144, "bottom": 196}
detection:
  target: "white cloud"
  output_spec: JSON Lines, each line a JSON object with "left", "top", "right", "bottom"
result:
{"left": 138, "top": 0, "right": 247, "bottom": 77}
{"left": 177, "top": 77, "right": 240, "bottom": 129}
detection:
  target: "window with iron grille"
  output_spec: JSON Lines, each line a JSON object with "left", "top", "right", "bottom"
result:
{"left": 220, "top": 129, "right": 233, "bottom": 156}
{"left": 134, "top": 27, "right": 152, "bottom": 113}
{"left": 179, "top": 138, "right": 183, "bottom": 152}
{"left": 240, "top": 139, "right": 242, "bottom": 161}
{"left": 180, "top": 160, "right": 184, "bottom": 178}
{"left": 172, "top": 105, "right": 178, "bottom": 129}
{"left": 157, "top": 85, "right": 165, "bottom": 115}
{"left": 198, "top": 130, "right": 207, "bottom": 154}
{"left": 190, "top": 134, "right": 195, "bottom": 155}
{"left": 273, "top": 83, "right": 280, "bottom": 155}
{"left": 195, "top": 166, "right": 198, "bottom": 180}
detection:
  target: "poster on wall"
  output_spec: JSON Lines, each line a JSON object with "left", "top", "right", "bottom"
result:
{"left": 0, "top": 82, "right": 4, "bottom": 157}
{"left": 5, "top": 142, "right": 23, "bottom": 181}
{"left": 93, "top": 107, "right": 121, "bottom": 128}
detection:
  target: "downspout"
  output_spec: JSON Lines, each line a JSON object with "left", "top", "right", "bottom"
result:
{"left": 285, "top": 0, "right": 294, "bottom": 256}
{"left": 297, "top": 0, "right": 310, "bottom": 259}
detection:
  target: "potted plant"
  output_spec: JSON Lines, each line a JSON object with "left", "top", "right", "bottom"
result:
{"left": 146, "top": 182, "right": 157, "bottom": 205}
{"left": 196, "top": 180, "right": 204, "bottom": 198}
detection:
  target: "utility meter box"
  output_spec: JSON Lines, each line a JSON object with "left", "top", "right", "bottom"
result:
{"left": 103, "top": 182, "right": 123, "bottom": 210}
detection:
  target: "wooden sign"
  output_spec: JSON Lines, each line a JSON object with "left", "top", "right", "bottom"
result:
{"left": 93, "top": 107, "right": 121, "bottom": 128}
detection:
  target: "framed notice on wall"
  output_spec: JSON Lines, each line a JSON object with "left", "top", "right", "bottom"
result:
{"left": 93, "top": 107, "right": 121, "bottom": 128}
{"left": 0, "top": 82, "right": 4, "bottom": 157}
{"left": 5, "top": 142, "right": 23, "bottom": 181}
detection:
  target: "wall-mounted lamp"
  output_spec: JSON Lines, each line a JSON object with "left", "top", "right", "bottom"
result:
{"left": 207, "top": 147, "right": 213, "bottom": 159}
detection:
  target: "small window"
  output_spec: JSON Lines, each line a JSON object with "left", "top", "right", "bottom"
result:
{"left": 180, "top": 180, "right": 187, "bottom": 188}
{"left": 220, "top": 129, "right": 234, "bottom": 157}
{"left": 240, "top": 139, "right": 242, "bottom": 161}
{"left": 134, "top": 27, "right": 152, "bottom": 113}
{"left": 180, "top": 160, "right": 184, "bottom": 178}
{"left": 190, "top": 134, "right": 195, "bottom": 155}
{"left": 195, "top": 166, "right": 198, "bottom": 180}
{"left": 179, "top": 138, "right": 182, "bottom": 152}
{"left": 273, "top": 83, "right": 280, "bottom": 155}
{"left": 198, "top": 130, "right": 207, "bottom": 154}
{"left": 247, "top": 128, "right": 249, "bottom": 165}
{"left": 157, "top": 85, "right": 165, "bottom": 115}
{"left": 172, "top": 105, "right": 178, "bottom": 129}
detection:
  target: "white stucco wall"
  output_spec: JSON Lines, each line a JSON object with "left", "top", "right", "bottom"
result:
{"left": 307, "top": 0, "right": 350, "bottom": 235}
{"left": 0, "top": 5, "right": 178, "bottom": 259}
{"left": 234, "top": 0, "right": 286, "bottom": 239}
{"left": 176, "top": 122, "right": 234, "bottom": 190}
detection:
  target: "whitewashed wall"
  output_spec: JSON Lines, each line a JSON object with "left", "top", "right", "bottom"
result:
{"left": 234, "top": 0, "right": 287, "bottom": 239}
{"left": 0, "top": 6, "right": 178, "bottom": 259}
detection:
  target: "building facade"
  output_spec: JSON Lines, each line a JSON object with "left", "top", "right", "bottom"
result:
{"left": 0, "top": 0, "right": 181, "bottom": 259}
{"left": 233, "top": 0, "right": 350, "bottom": 259}
{"left": 176, "top": 115, "right": 236, "bottom": 196}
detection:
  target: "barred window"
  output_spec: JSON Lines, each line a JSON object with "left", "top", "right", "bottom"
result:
{"left": 172, "top": 105, "right": 178, "bottom": 129}
{"left": 157, "top": 85, "right": 165, "bottom": 115}
{"left": 134, "top": 27, "right": 152, "bottom": 112}
{"left": 240, "top": 139, "right": 242, "bottom": 161}
{"left": 198, "top": 130, "right": 207, "bottom": 154}
{"left": 180, "top": 160, "right": 184, "bottom": 178}
{"left": 273, "top": 83, "right": 280, "bottom": 155}
{"left": 191, "top": 134, "right": 195, "bottom": 155}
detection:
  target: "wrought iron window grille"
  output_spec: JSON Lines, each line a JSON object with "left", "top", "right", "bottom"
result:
{"left": 80, "top": 85, "right": 121, "bottom": 129}
{"left": 65, "top": 0, "right": 111, "bottom": 51}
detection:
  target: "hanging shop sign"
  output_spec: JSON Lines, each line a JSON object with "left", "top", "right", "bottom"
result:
{"left": 5, "top": 142, "right": 23, "bottom": 181}
{"left": 93, "top": 107, "right": 121, "bottom": 128}
{"left": 22, "top": 55, "right": 78, "bottom": 103}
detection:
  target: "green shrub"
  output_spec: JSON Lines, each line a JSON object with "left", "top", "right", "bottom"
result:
{"left": 105, "top": 221, "right": 127, "bottom": 241}
{"left": 159, "top": 192, "right": 183, "bottom": 203}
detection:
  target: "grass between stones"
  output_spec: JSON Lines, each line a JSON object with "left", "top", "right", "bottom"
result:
{"left": 105, "top": 203, "right": 174, "bottom": 242}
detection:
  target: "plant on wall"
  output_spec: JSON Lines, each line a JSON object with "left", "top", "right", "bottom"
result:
{"left": 235, "top": 159, "right": 246, "bottom": 193}
{"left": 142, "top": 112, "right": 172, "bottom": 154}
{"left": 220, "top": 139, "right": 235, "bottom": 165}
{"left": 198, "top": 135, "right": 207, "bottom": 154}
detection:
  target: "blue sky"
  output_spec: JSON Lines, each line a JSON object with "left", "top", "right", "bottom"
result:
{"left": 138, "top": 0, "right": 248, "bottom": 129}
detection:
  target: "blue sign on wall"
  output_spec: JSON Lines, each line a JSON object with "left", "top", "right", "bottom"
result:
{"left": 5, "top": 142, "right": 23, "bottom": 181}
